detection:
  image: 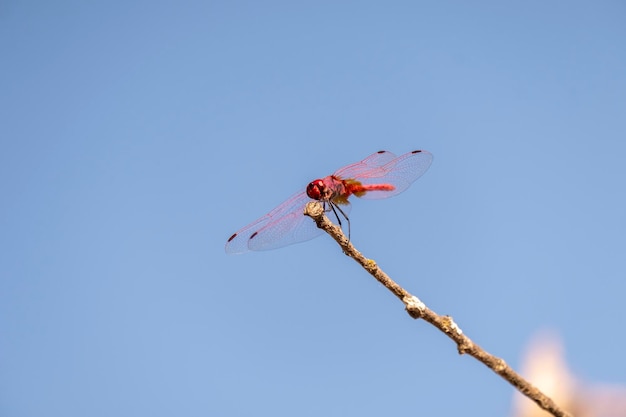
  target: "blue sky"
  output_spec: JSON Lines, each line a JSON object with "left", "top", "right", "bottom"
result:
{"left": 1, "top": 1, "right": 625, "bottom": 416}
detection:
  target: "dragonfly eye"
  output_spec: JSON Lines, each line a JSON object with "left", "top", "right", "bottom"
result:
{"left": 306, "top": 179, "right": 325, "bottom": 200}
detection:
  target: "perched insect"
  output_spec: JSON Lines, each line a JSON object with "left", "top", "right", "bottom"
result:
{"left": 225, "top": 150, "right": 433, "bottom": 254}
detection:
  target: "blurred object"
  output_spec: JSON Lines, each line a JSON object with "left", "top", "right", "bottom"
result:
{"left": 512, "top": 330, "right": 626, "bottom": 417}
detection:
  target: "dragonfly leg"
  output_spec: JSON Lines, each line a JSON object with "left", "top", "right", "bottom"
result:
{"left": 329, "top": 202, "right": 351, "bottom": 242}
{"left": 324, "top": 202, "right": 342, "bottom": 228}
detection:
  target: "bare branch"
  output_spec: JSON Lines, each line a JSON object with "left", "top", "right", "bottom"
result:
{"left": 304, "top": 201, "right": 573, "bottom": 417}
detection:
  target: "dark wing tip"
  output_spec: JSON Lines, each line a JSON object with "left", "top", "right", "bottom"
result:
{"left": 227, "top": 233, "right": 238, "bottom": 242}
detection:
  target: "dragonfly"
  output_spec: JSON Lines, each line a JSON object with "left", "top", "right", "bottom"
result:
{"left": 225, "top": 149, "right": 433, "bottom": 254}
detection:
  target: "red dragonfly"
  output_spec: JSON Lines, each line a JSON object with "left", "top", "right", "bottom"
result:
{"left": 225, "top": 149, "right": 433, "bottom": 254}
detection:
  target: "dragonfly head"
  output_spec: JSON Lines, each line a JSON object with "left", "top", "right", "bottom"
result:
{"left": 306, "top": 179, "right": 330, "bottom": 201}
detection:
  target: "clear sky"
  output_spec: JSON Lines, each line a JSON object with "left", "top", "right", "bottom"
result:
{"left": 1, "top": 1, "right": 625, "bottom": 416}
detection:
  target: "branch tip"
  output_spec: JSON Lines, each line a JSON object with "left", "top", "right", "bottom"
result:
{"left": 304, "top": 201, "right": 324, "bottom": 217}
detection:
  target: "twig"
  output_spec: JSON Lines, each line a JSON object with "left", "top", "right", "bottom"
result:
{"left": 304, "top": 201, "right": 573, "bottom": 417}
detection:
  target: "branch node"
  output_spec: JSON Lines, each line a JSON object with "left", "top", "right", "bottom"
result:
{"left": 364, "top": 258, "right": 377, "bottom": 270}
{"left": 404, "top": 295, "right": 425, "bottom": 319}
{"left": 441, "top": 315, "right": 463, "bottom": 336}
{"left": 457, "top": 342, "right": 473, "bottom": 355}
{"left": 494, "top": 358, "right": 508, "bottom": 373}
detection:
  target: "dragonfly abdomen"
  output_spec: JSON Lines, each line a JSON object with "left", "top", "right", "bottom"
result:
{"left": 347, "top": 182, "right": 395, "bottom": 197}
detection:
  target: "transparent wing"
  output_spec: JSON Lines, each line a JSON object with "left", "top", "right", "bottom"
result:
{"left": 248, "top": 200, "right": 351, "bottom": 252}
{"left": 352, "top": 150, "right": 433, "bottom": 200}
{"left": 333, "top": 150, "right": 397, "bottom": 179}
{"left": 225, "top": 191, "right": 312, "bottom": 254}
{"left": 225, "top": 191, "right": 352, "bottom": 254}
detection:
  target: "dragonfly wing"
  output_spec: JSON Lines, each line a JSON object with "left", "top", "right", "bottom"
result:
{"left": 225, "top": 191, "right": 312, "bottom": 254}
{"left": 247, "top": 208, "right": 323, "bottom": 251}
{"left": 357, "top": 150, "right": 433, "bottom": 199}
{"left": 333, "top": 150, "right": 397, "bottom": 179}
{"left": 248, "top": 200, "right": 352, "bottom": 251}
